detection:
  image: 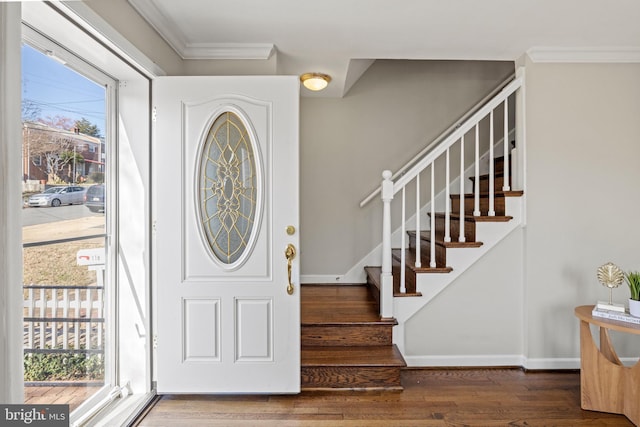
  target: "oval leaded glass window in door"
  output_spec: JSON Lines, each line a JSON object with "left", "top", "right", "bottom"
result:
{"left": 198, "top": 110, "right": 261, "bottom": 268}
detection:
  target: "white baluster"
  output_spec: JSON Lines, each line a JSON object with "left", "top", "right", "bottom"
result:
{"left": 86, "top": 288, "right": 92, "bottom": 350}
{"left": 63, "top": 288, "right": 69, "bottom": 350}
{"left": 459, "top": 136, "right": 466, "bottom": 242}
{"left": 97, "top": 288, "right": 103, "bottom": 350}
{"left": 39, "top": 288, "right": 45, "bottom": 350}
{"left": 380, "top": 170, "right": 394, "bottom": 319}
{"left": 74, "top": 289, "right": 80, "bottom": 349}
{"left": 28, "top": 288, "right": 34, "bottom": 350}
{"left": 489, "top": 110, "right": 496, "bottom": 216}
{"left": 503, "top": 98, "right": 510, "bottom": 191}
{"left": 52, "top": 289, "right": 58, "bottom": 348}
{"left": 430, "top": 165, "right": 436, "bottom": 268}
{"left": 415, "top": 173, "right": 421, "bottom": 269}
{"left": 400, "top": 187, "right": 406, "bottom": 294}
{"left": 474, "top": 124, "right": 480, "bottom": 216}
{"left": 444, "top": 149, "right": 451, "bottom": 243}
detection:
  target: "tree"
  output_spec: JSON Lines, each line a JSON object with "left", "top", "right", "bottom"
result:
{"left": 74, "top": 118, "right": 101, "bottom": 138}
{"left": 22, "top": 116, "right": 100, "bottom": 183}
{"left": 60, "top": 150, "right": 85, "bottom": 182}
{"left": 40, "top": 115, "right": 76, "bottom": 132}
{"left": 24, "top": 123, "right": 78, "bottom": 183}
{"left": 21, "top": 100, "right": 41, "bottom": 122}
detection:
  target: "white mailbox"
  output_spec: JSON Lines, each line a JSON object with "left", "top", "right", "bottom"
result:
{"left": 76, "top": 248, "right": 105, "bottom": 266}
{"left": 77, "top": 248, "right": 106, "bottom": 286}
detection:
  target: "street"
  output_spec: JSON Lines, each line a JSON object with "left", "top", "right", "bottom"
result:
{"left": 22, "top": 203, "right": 103, "bottom": 227}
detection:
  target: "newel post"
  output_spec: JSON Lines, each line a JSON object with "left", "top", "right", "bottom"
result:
{"left": 380, "top": 170, "right": 394, "bottom": 319}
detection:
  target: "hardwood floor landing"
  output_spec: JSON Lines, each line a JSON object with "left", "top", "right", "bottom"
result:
{"left": 135, "top": 369, "right": 634, "bottom": 426}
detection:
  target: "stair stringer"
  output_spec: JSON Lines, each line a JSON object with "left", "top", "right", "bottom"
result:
{"left": 392, "top": 196, "right": 523, "bottom": 356}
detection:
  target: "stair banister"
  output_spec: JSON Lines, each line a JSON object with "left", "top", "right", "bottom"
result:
{"left": 377, "top": 74, "right": 524, "bottom": 319}
{"left": 415, "top": 174, "right": 421, "bottom": 268}
{"left": 392, "top": 76, "right": 522, "bottom": 194}
{"left": 359, "top": 72, "right": 517, "bottom": 209}
{"left": 474, "top": 124, "right": 480, "bottom": 216}
{"left": 489, "top": 110, "right": 495, "bottom": 216}
{"left": 429, "top": 165, "right": 435, "bottom": 267}
{"left": 459, "top": 134, "right": 465, "bottom": 242}
{"left": 444, "top": 149, "right": 451, "bottom": 242}
{"left": 400, "top": 187, "right": 406, "bottom": 294}
{"left": 503, "top": 99, "right": 510, "bottom": 191}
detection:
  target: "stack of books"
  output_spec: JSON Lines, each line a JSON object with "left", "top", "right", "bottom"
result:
{"left": 592, "top": 306, "right": 640, "bottom": 325}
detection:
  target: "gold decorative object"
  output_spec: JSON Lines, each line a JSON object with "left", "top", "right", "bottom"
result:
{"left": 596, "top": 262, "right": 625, "bottom": 312}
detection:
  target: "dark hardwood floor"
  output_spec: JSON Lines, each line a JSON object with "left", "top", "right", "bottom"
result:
{"left": 135, "top": 368, "right": 634, "bottom": 426}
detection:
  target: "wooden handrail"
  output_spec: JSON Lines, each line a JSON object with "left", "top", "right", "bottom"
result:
{"left": 360, "top": 71, "right": 516, "bottom": 208}
{"left": 392, "top": 76, "right": 522, "bottom": 194}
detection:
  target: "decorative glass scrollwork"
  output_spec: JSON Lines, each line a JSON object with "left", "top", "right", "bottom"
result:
{"left": 198, "top": 111, "right": 258, "bottom": 266}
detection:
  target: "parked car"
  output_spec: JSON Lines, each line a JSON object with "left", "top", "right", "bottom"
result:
{"left": 84, "top": 184, "right": 105, "bottom": 213}
{"left": 27, "top": 186, "right": 87, "bottom": 207}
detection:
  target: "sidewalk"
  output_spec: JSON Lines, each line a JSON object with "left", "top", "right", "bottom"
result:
{"left": 23, "top": 216, "right": 105, "bottom": 244}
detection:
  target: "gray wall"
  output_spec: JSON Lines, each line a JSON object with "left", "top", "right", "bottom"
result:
{"left": 523, "top": 57, "right": 640, "bottom": 363}
{"left": 404, "top": 230, "right": 524, "bottom": 364}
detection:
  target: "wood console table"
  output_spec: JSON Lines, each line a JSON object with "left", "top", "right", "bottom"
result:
{"left": 574, "top": 305, "right": 640, "bottom": 425}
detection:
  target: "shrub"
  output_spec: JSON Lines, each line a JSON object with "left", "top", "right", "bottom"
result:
{"left": 87, "top": 172, "right": 104, "bottom": 184}
{"left": 24, "top": 352, "right": 104, "bottom": 382}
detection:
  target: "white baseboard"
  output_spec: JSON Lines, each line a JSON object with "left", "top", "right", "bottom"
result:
{"left": 301, "top": 274, "right": 348, "bottom": 284}
{"left": 404, "top": 354, "right": 526, "bottom": 368}
{"left": 521, "top": 357, "right": 580, "bottom": 370}
{"left": 405, "top": 354, "right": 639, "bottom": 370}
{"left": 523, "top": 356, "right": 638, "bottom": 370}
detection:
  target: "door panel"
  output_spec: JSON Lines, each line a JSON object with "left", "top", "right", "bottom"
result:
{"left": 155, "top": 76, "right": 299, "bottom": 393}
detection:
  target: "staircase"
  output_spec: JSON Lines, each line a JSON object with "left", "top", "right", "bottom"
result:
{"left": 366, "top": 155, "right": 522, "bottom": 296}
{"left": 301, "top": 284, "right": 406, "bottom": 390}
{"left": 302, "top": 72, "right": 525, "bottom": 387}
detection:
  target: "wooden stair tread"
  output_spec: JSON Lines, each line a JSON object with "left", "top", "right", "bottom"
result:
{"left": 365, "top": 266, "right": 422, "bottom": 297}
{"left": 408, "top": 231, "right": 483, "bottom": 248}
{"left": 431, "top": 212, "right": 513, "bottom": 222}
{"left": 302, "top": 345, "right": 406, "bottom": 367}
{"left": 451, "top": 190, "right": 524, "bottom": 198}
{"left": 391, "top": 249, "right": 452, "bottom": 273}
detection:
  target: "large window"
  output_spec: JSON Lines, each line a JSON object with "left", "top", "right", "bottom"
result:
{"left": 19, "top": 2, "right": 154, "bottom": 424}
{"left": 21, "top": 41, "right": 110, "bottom": 413}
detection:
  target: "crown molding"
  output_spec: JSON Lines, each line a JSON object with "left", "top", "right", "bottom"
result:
{"left": 128, "top": 0, "right": 273, "bottom": 60}
{"left": 527, "top": 47, "right": 640, "bottom": 63}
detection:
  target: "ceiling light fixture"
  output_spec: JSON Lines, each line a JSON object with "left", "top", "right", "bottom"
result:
{"left": 300, "top": 73, "right": 331, "bottom": 91}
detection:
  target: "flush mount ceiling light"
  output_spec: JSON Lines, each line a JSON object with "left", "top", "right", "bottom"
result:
{"left": 300, "top": 73, "right": 331, "bottom": 91}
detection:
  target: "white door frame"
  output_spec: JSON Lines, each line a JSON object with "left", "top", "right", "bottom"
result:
{"left": 0, "top": 2, "right": 25, "bottom": 404}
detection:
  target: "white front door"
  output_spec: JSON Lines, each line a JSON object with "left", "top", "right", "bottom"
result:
{"left": 154, "top": 76, "right": 300, "bottom": 393}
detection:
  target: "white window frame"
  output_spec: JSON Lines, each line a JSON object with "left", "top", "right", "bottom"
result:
{"left": 22, "top": 24, "right": 120, "bottom": 422}
{"left": 16, "top": 2, "right": 157, "bottom": 425}
{"left": 0, "top": 2, "right": 25, "bottom": 405}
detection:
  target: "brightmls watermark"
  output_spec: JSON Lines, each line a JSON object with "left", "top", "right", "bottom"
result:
{"left": 0, "top": 405, "right": 68, "bottom": 427}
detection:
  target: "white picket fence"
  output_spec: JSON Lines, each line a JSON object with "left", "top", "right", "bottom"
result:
{"left": 23, "top": 285, "right": 104, "bottom": 354}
